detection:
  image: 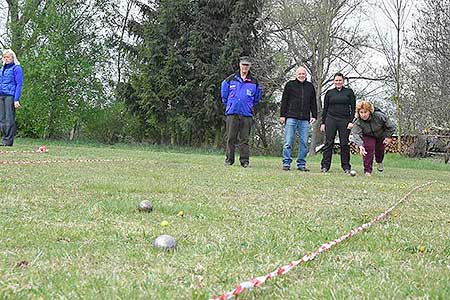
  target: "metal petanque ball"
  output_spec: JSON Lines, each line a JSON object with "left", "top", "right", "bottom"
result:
{"left": 153, "top": 234, "right": 177, "bottom": 250}
{"left": 350, "top": 170, "right": 357, "bottom": 177}
{"left": 138, "top": 200, "right": 153, "bottom": 212}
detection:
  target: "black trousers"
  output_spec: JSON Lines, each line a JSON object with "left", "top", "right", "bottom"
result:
{"left": 225, "top": 115, "right": 252, "bottom": 165}
{"left": 321, "top": 116, "right": 351, "bottom": 171}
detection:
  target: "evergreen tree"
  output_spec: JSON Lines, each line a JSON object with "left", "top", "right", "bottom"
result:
{"left": 123, "top": 0, "right": 264, "bottom": 146}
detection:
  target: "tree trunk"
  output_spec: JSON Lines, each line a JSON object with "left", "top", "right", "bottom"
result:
{"left": 396, "top": 7, "right": 402, "bottom": 152}
{"left": 309, "top": 70, "right": 325, "bottom": 155}
{"left": 6, "top": 0, "right": 23, "bottom": 54}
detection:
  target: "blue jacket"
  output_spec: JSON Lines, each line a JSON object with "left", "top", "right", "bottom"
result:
{"left": 221, "top": 73, "right": 262, "bottom": 117}
{"left": 0, "top": 63, "right": 23, "bottom": 101}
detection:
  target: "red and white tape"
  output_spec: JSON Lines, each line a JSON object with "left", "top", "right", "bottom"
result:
{"left": 211, "top": 181, "right": 434, "bottom": 300}
{"left": 0, "top": 158, "right": 129, "bottom": 165}
{"left": 0, "top": 145, "right": 47, "bottom": 155}
{"left": 0, "top": 146, "right": 129, "bottom": 165}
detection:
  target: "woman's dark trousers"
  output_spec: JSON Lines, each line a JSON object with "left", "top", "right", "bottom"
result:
{"left": 0, "top": 96, "right": 16, "bottom": 146}
{"left": 321, "top": 116, "right": 351, "bottom": 171}
{"left": 362, "top": 135, "right": 385, "bottom": 173}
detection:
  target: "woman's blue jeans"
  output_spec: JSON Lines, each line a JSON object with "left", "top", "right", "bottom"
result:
{"left": 282, "top": 118, "right": 310, "bottom": 169}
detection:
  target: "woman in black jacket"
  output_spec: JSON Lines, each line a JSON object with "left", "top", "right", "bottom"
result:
{"left": 320, "top": 73, "right": 356, "bottom": 173}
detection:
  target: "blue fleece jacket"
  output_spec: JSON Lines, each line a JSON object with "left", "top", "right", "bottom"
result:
{"left": 0, "top": 63, "right": 23, "bottom": 102}
{"left": 221, "top": 73, "right": 262, "bottom": 117}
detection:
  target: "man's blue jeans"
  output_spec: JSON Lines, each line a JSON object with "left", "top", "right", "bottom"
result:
{"left": 282, "top": 118, "right": 310, "bottom": 169}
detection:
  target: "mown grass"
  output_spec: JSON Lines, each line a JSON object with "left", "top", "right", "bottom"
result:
{"left": 1, "top": 139, "right": 449, "bottom": 300}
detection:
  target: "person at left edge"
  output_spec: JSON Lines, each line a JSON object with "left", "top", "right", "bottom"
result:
{"left": 221, "top": 56, "right": 262, "bottom": 168}
{"left": 0, "top": 49, "right": 23, "bottom": 147}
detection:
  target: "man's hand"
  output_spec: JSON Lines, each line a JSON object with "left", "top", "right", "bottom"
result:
{"left": 310, "top": 117, "right": 316, "bottom": 124}
{"left": 347, "top": 122, "right": 353, "bottom": 130}
{"left": 280, "top": 117, "right": 286, "bottom": 125}
{"left": 359, "top": 145, "right": 367, "bottom": 156}
{"left": 320, "top": 124, "right": 325, "bottom": 132}
{"left": 383, "top": 137, "right": 392, "bottom": 146}
{"left": 14, "top": 101, "right": 21, "bottom": 109}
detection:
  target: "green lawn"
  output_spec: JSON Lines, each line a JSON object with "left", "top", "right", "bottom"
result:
{"left": 1, "top": 139, "right": 449, "bottom": 300}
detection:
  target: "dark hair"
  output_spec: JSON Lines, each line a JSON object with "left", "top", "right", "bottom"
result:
{"left": 334, "top": 72, "right": 345, "bottom": 80}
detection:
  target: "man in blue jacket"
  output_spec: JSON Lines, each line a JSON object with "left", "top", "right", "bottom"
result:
{"left": 0, "top": 49, "right": 23, "bottom": 147}
{"left": 221, "top": 56, "right": 262, "bottom": 167}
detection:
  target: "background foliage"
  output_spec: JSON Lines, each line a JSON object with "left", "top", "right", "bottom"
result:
{"left": 1, "top": 0, "right": 449, "bottom": 152}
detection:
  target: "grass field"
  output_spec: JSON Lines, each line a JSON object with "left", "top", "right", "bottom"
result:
{"left": 1, "top": 139, "right": 449, "bottom": 300}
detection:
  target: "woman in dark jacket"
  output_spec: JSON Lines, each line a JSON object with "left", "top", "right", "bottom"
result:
{"left": 320, "top": 73, "right": 355, "bottom": 173}
{"left": 351, "top": 100, "right": 396, "bottom": 176}
{"left": 0, "top": 49, "right": 23, "bottom": 146}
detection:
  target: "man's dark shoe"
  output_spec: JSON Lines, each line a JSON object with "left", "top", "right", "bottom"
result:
{"left": 241, "top": 162, "right": 249, "bottom": 168}
{"left": 344, "top": 169, "right": 351, "bottom": 174}
{"left": 224, "top": 160, "right": 233, "bottom": 166}
{"left": 282, "top": 165, "right": 290, "bottom": 171}
{"left": 297, "top": 167, "right": 310, "bottom": 172}
{"left": 321, "top": 168, "right": 328, "bottom": 173}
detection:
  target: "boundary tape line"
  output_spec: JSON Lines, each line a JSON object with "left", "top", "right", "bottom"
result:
{"left": 211, "top": 181, "right": 434, "bottom": 300}
{"left": 0, "top": 146, "right": 129, "bottom": 166}
{"left": 0, "top": 145, "right": 47, "bottom": 155}
{"left": 0, "top": 158, "right": 129, "bottom": 165}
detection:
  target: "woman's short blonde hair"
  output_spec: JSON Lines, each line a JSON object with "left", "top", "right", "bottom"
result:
{"left": 356, "top": 100, "right": 374, "bottom": 117}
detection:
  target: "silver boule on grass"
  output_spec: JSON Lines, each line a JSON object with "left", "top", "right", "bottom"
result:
{"left": 153, "top": 234, "right": 177, "bottom": 250}
{"left": 350, "top": 170, "right": 357, "bottom": 177}
{"left": 138, "top": 200, "right": 153, "bottom": 212}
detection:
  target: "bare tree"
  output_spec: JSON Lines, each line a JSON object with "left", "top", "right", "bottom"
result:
{"left": 404, "top": 0, "right": 450, "bottom": 132}
{"left": 374, "top": 0, "right": 413, "bottom": 148}
{"left": 266, "top": 0, "right": 370, "bottom": 154}
{"left": 110, "top": 0, "right": 136, "bottom": 84}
